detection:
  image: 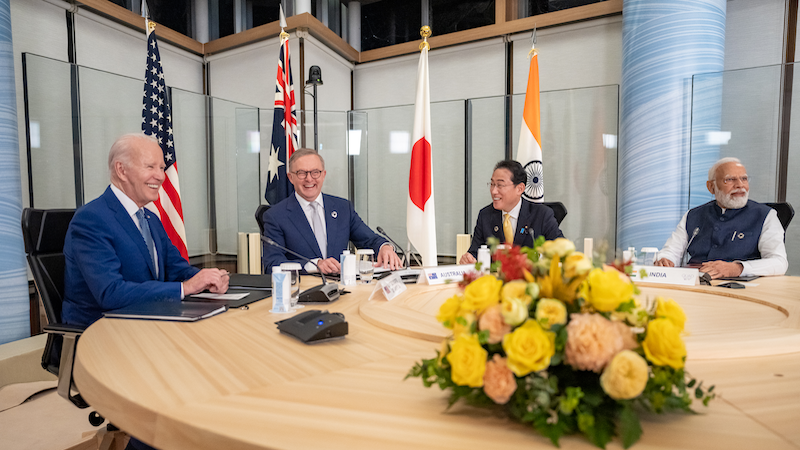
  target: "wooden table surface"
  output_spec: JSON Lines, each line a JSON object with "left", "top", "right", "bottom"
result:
{"left": 74, "top": 276, "right": 800, "bottom": 450}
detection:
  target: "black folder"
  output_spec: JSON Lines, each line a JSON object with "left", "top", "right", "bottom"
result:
{"left": 103, "top": 301, "right": 227, "bottom": 322}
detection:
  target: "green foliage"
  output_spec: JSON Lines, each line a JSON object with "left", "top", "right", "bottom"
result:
{"left": 619, "top": 403, "right": 642, "bottom": 449}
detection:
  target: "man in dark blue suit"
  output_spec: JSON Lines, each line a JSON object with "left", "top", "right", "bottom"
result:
{"left": 460, "top": 160, "right": 564, "bottom": 264}
{"left": 62, "top": 133, "right": 229, "bottom": 328}
{"left": 262, "top": 148, "right": 401, "bottom": 274}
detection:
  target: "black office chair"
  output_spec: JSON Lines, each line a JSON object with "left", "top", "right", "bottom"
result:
{"left": 766, "top": 202, "right": 794, "bottom": 231}
{"left": 543, "top": 201, "right": 568, "bottom": 225}
{"left": 21, "top": 208, "right": 90, "bottom": 409}
{"left": 255, "top": 204, "right": 271, "bottom": 235}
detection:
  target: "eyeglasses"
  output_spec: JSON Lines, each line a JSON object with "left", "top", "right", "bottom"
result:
{"left": 722, "top": 176, "right": 749, "bottom": 185}
{"left": 488, "top": 182, "right": 513, "bottom": 190}
{"left": 292, "top": 169, "right": 323, "bottom": 179}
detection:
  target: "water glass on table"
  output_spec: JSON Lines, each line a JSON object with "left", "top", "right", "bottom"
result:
{"left": 356, "top": 248, "right": 375, "bottom": 283}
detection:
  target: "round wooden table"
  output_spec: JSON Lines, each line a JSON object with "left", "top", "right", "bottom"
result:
{"left": 74, "top": 276, "right": 800, "bottom": 450}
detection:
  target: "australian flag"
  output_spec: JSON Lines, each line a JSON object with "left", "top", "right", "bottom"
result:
{"left": 264, "top": 34, "right": 299, "bottom": 205}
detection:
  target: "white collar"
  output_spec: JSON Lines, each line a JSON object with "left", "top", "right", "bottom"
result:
{"left": 110, "top": 184, "right": 144, "bottom": 217}
{"left": 504, "top": 198, "right": 523, "bottom": 219}
{"left": 295, "top": 192, "right": 324, "bottom": 210}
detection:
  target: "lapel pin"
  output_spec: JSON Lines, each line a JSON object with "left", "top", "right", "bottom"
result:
{"left": 332, "top": 211, "right": 338, "bottom": 219}
{"left": 738, "top": 232, "right": 744, "bottom": 239}
{"left": 493, "top": 226, "right": 499, "bottom": 232}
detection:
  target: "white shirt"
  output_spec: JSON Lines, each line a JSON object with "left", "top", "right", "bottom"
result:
{"left": 295, "top": 192, "right": 327, "bottom": 273}
{"left": 659, "top": 207, "right": 788, "bottom": 276}
{"left": 110, "top": 184, "right": 185, "bottom": 298}
{"left": 503, "top": 198, "right": 523, "bottom": 241}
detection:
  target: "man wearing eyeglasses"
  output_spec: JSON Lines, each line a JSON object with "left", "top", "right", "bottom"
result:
{"left": 459, "top": 160, "right": 564, "bottom": 264}
{"left": 261, "top": 148, "right": 402, "bottom": 274}
{"left": 654, "top": 157, "right": 787, "bottom": 278}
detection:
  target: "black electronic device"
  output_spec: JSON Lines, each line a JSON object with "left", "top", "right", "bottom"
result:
{"left": 719, "top": 281, "right": 745, "bottom": 289}
{"left": 261, "top": 236, "right": 340, "bottom": 303}
{"left": 275, "top": 309, "right": 348, "bottom": 343}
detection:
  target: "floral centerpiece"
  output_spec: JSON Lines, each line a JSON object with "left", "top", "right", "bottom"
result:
{"left": 407, "top": 237, "right": 715, "bottom": 448}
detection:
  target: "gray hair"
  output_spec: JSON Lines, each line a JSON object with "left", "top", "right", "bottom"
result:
{"left": 288, "top": 148, "right": 325, "bottom": 172}
{"left": 108, "top": 133, "right": 159, "bottom": 181}
{"left": 707, "top": 157, "right": 743, "bottom": 182}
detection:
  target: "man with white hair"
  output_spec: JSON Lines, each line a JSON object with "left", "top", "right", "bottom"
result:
{"left": 654, "top": 157, "right": 787, "bottom": 278}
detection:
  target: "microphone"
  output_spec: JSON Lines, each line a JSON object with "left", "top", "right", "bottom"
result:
{"left": 682, "top": 227, "right": 700, "bottom": 268}
{"left": 376, "top": 226, "right": 408, "bottom": 269}
{"left": 261, "top": 236, "right": 340, "bottom": 303}
{"left": 376, "top": 226, "right": 421, "bottom": 283}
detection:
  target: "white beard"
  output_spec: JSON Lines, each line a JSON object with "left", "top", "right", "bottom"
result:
{"left": 716, "top": 187, "right": 749, "bottom": 210}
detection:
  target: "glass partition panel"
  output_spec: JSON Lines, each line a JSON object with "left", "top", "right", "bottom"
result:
{"left": 359, "top": 101, "right": 465, "bottom": 257}
{"left": 210, "top": 98, "right": 260, "bottom": 255}
{"left": 349, "top": 111, "right": 369, "bottom": 220}
{"left": 171, "top": 88, "right": 211, "bottom": 257}
{"left": 23, "top": 54, "right": 76, "bottom": 208}
{"left": 690, "top": 66, "right": 782, "bottom": 208}
{"left": 511, "top": 85, "right": 620, "bottom": 259}
{"left": 78, "top": 65, "right": 143, "bottom": 202}
{"left": 785, "top": 63, "right": 800, "bottom": 276}
{"left": 468, "top": 96, "right": 507, "bottom": 230}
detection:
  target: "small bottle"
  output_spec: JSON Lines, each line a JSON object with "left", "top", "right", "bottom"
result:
{"left": 340, "top": 250, "right": 357, "bottom": 286}
{"left": 271, "top": 266, "right": 290, "bottom": 313}
{"left": 477, "top": 245, "right": 491, "bottom": 272}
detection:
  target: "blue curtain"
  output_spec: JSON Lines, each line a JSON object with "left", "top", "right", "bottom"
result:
{"left": 0, "top": 0, "right": 30, "bottom": 345}
{"left": 618, "top": 0, "right": 726, "bottom": 252}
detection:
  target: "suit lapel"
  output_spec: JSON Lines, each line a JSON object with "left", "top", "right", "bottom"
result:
{"left": 103, "top": 188, "right": 157, "bottom": 279}
{"left": 514, "top": 200, "right": 532, "bottom": 246}
{"left": 287, "top": 195, "right": 323, "bottom": 257}
{"left": 490, "top": 208, "right": 504, "bottom": 241}
{"left": 323, "top": 194, "right": 340, "bottom": 257}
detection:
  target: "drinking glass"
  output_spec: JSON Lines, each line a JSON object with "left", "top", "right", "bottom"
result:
{"left": 356, "top": 249, "right": 375, "bottom": 283}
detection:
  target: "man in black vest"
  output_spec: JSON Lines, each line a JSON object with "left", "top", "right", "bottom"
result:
{"left": 655, "top": 157, "right": 787, "bottom": 278}
{"left": 460, "top": 160, "right": 563, "bottom": 264}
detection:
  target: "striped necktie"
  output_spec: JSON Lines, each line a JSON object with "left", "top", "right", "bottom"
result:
{"left": 136, "top": 209, "right": 157, "bottom": 276}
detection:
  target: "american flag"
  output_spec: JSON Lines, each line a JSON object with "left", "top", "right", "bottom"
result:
{"left": 264, "top": 31, "right": 299, "bottom": 205}
{"left": 142, "top": 21, "right": 188, "bottom": 260}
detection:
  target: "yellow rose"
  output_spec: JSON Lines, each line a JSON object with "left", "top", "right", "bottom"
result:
{"left": 581, "top": 267, "right": 635, "bottom": 312}
{"left": 643, "top": 318, "right": 686, "bottom": 369}
{"left": 502, "top": 320, "right": 555, "bottom": 376}
{"left": 461, "top": 275, "right": 502, "bottom": 314}
{"left": 447, "top": 334, "right": 487, "bottom": 387}
{"left": 534, "top": 298, "right": 567, "bottom": 329}
{"left": 452, "top": 312, "right": 476, "bottom": 338}
{"left": 600, "top": 350, "right": 649, "bottom": 400}
{"left": 540, "top": 238, "right": 576, "bottom": 259}
{"left": 500, "top": 296, "right": 528, "bottom": 327}
{"left": 564, "top": 252, "right": 592, "bottom": 279}
{"left": 437, "top": 294, "right": 463, "bottom": 329}
{"left": 655, "top": 297, "right": 687, "bottom": 331}
{"left": 501, "top": 280, "right": 532, "bottom": 305}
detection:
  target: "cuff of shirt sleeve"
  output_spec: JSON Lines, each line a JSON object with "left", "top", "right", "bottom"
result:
{"left": 305, "top": 259, "right": 320, "bottom": 273}
{"left": 736, "top": 261, "right": 751, "bottom": 277}
{"left": 180, "top": 282, "right": 185, "bottom": 300}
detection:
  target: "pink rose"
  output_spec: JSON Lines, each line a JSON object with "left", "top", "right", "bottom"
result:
{"left": 564, "top": 313, "right": 625, "bottom": 372}
{"left": 483, "top": 354, "right": 517, "bottom": 404}
{"left": 478, "top": 305, "right": 511, "bottom": 344}
{"left": 614, "top": 321, "right": 639, "bottom": 351}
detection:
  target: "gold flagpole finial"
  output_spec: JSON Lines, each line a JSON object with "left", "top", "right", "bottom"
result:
{"left": 528, "top": 26, "right": 538, "bottom": 58}
{"left": 280, "top": 29, "right": 289, "bottom": 40}
{"left": 419, "top": 26, "right": 432, "bottom": 51}
{"left": 147, "top": 20, "right": 156, "bottom": 33}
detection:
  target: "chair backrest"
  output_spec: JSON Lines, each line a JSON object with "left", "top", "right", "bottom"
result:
{"left": 255, "top": 204, "right": 271, "bottom": 235}
{"left": 765, "top": 202, "right": 794, "bottom": 231}
{"left": 543, "top": 201, "right": 568, "bottom": 225}
{"left": 21, "top": 208, "right": 75, "bottom": 325}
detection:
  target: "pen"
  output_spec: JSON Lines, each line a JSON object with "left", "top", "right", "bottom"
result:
{"left": 731, "top": 230, "right": 736, "bottom": 241}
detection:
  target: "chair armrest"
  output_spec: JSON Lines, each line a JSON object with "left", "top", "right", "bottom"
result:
{"left": 44, "top": 324, "right": 85, "bottom": 335}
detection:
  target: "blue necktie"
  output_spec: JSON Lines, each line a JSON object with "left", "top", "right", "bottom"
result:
{"left": 136, "top": 209, "right": 157, "bottom": 276}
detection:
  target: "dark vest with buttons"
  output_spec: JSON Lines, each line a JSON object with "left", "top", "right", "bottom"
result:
{"left": 685, "top": 200, "right": 770, "bottom": 265}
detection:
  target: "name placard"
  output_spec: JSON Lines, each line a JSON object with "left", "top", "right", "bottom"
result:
{"left": 629, "top": 265, "right": 698, "bottom": 286}
{"left": 369, "top": 273, "right": 407, "bottom": 301}
{"left": 419, "top": 265, "right": 475, "bottom": 285}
